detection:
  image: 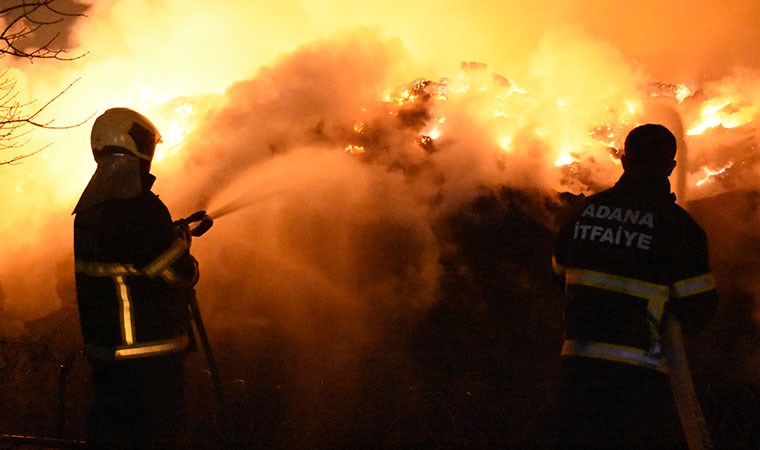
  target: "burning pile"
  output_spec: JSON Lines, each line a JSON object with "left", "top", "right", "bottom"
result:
{"left": 345, "top": 62, "right": 760, "bottom": 199}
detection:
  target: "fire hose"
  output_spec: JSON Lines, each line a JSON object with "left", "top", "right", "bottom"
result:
{"left": 662, "top": 314, "right": 714, "bottom": 450}
{"left": 176, "top": 211, "right": 226, "bottom": 424}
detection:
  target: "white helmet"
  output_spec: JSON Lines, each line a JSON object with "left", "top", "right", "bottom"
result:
{"left": 74, "top": 108, "right": 162, "bottom": 214}
{"left": 90, "top": 107, "right": 162, "bottom": 161}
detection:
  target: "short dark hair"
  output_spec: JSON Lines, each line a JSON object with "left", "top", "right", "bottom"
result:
{"left": 623, "top": 124, "right": 676, "bottom": 165}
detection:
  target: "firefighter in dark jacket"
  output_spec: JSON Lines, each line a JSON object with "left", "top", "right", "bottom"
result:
{"left": 546, "top": 124, "right": 718, "bottom": 449}
{"left": 73, "top": 107, "right": 198, "bottom": 449}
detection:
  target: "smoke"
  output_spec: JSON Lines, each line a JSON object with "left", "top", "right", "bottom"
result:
{"left": 164, "top": 31, "right": 460, "bottom": 371}
{"left": 163, "top": 26, "right": 644, "bottom": 357}
{"left": 144, "top": 31, "right": 576, "bottom": 441}
{"left": 295, "top": 0, "right": 760, "bottom": 84}
{"left": 139, "top": 29, "right": 628, "bottom": 441}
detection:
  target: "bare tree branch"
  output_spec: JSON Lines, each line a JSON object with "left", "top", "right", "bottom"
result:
{"left": 0, "top": 77, "right": 92, "bottom": 164}
{"left": 0, "top": 0, "right": 87, "bottom": 61}
{"left": 0, "top": 0, "right": 89, "bottom": 165}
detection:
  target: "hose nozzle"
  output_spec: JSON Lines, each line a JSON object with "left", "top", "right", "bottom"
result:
{"left": 180, "top": 210, "right": 214, "bottom": 237}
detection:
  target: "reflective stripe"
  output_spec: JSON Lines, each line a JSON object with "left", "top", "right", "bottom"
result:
{"left": 565, "top": 269, "right": 669, "bottom": 302}
{"left": 551, "top": 256, "right": 565, "bottom": 276}
{"left": 114, "top": 334, "right": 190, "bottom": 359}
{"left": 159, "top": 267, "right": 179, "bottom": 284}
{"left": 114, "top": 276, "right": 134, "bottom": 345}
{"left": 75, "top": 260, "right": 140, "bottom": 277}
{"left": 671, "top": 273, "right": 716, "bottom": 298}
{"left": 142, "top": 238, "right": 188, "bottom": 278}
{"left": 85, "top": 334, "right": 190, "bottom": 360}
{"left": 562, "top": 339, "right": 667, "bottom": 372}
{"left": 76, "top": 239, "right": 188, "bottom": 280}
{"left": 565, "top": 268, "right": 669, "bottom": 321}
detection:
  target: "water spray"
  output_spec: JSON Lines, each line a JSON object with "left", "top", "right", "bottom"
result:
{"left": 201, "top": 186, "right": 289, "bottom": 223}
{"left": 203, "top": 191, "right": 265, "bottom": 223}
{"left": 191, "top": 146, "right": 340, "bottom": 226}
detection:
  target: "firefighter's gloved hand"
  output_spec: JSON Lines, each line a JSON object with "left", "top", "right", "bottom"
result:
{"left": 174, "top": 220, "right": 193, "bottom": 247}
{"left": 184, "top": 210, "right": 208, "bottom": 224}
{"left": 191, "top": 215, "right": 213, "bottom": 237}
{"left": 178, "top": 210, "right": 213, "bottom": 237}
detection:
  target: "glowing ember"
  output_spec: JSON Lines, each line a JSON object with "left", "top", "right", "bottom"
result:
{"left": 696, "top": 162, "right": 734, "bottom": 186}
{"left": 648, "top": 82, "right": 694, "bottom": 103}
{"left": 345, "top": 144, "right": 366, "bottom": 154}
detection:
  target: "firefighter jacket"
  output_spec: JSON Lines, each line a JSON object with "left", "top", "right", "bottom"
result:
{"left": 74, "top": 180, "right": 198, "bottom": 361}
{"left": 552, "top": 171, "right": 718, "bottom": 372}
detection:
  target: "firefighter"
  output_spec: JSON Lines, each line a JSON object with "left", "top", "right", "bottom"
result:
{"left": 544, "top": 124, "right": 718, "bottom": 449}
{"left": 73, "top": 107, "right": 198, "bottom": 449}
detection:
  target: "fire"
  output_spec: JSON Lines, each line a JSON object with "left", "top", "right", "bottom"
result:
{"left": 345, "top": 144, "right": 365, "bottom": 155}
{"left": 424, "top": 119, "right": 444, "bottom": 139}
{"left": 696, "top": 162, "right": 734, "bottom": 187}
{"left": 149, "top": 97, "right": 224, "bottom": 164}
{"left": 554, "top": 148, "right": 576, "bottom": 167}
{"left": 340, "top": 59, "right": 759, "bottom": 199}
{"left": 687, "top": 96, "right": 759, "bottom": 135}
{"left": 159, "top": 105, "right": 197, "bottom": 153}
{"left": 342, "top": 62, "right": 645, "bottom": 187}
{"left": 649, "top": 82, "right": 694, "bottom": 104}
{"left": 498, "top": 135, "right": 513, "bottom": 152}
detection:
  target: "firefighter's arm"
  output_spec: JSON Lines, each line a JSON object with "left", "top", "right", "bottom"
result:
{"left": 551, "top": 212, "right": 574, "bottom": 280}
{"left": 665, "top": 282, "right": 718, "bottom": 336}
{"left": 141, "top": 235, "right": 200, "bottom": 287}
{"left": 550, "top": 194, "right": 585, "bottom": 281}
{"left": 666, "top": 220, "right": 718, "bottom": 335}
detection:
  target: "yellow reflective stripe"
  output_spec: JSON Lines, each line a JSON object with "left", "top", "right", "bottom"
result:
{"left": 565, "top": 269, "right": 669, "bottom": 302}
{"left": 671, "top": 273, "right": 716, "bottom": 298}
{"left": 75, "top": 260, "right": 140, "bottom": 277}
{"left": 85, "top": 335, "right": 189, "bottom": 360}
{"left": 159, "top": 268, "right": 179, "bottom": 284}
{"left": 142, "top": 238, "right": 188, "bottom": 278}
{"left": 562, "top": 339, "right": 667, "bottom": 372}
{"left": 114, "top": 335, "right": 190, "bottom": 359}
{"left": 114, "top": 276, "right": 135, "bottom": 345}
{"left": 566, "top": 268, "right": 669, "bottom": 322}
{"left": 77, "top": 239, "right": 189, "bottom": 280}
{"left": 551, "top": 255, "right": 565, "bottom": 276}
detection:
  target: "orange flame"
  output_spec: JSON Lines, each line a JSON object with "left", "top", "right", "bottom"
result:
{"left": 687, "top": 96, "right": 759, "bottom": 135}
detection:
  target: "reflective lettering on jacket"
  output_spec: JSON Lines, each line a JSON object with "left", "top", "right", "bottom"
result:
{"left": 553, "top": 176, "right": 718, "bottom": 374}
{"left": 75, "top": 237, "right": 191, "bottom": 360}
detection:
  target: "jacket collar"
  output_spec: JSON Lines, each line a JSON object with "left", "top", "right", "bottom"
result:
{"left": 615, "top": 170, "right": 675, "bottom": 202}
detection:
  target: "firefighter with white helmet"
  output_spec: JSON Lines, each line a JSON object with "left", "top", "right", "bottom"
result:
{"left": 541, "top": 124, "right": 718, "bottom": 449}
{"left": 73, "top": 107, "right": 198, "bottom": 449}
